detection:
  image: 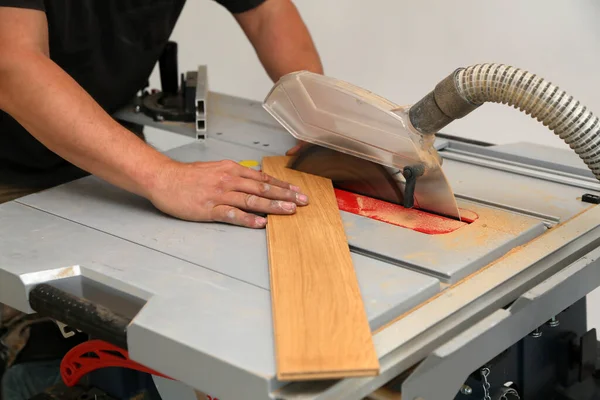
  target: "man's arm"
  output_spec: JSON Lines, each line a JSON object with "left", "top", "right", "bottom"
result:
{"left": 234, "top": 0, "right": 323, "bottom": 82}
{"left": 0, "top": 6, "right": 308, "bottom": 228}
{"left": 0, "top": 7, "right": 171, "bottom": 198}
{"left": 232, "top": 0, "right": 322, "bottom": 155}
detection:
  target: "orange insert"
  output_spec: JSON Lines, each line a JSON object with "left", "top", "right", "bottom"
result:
{"left": 334, "top": 189, "right": 477, "bottom": 234}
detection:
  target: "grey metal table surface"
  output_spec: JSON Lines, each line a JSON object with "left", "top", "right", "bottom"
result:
{"left": 2, "top": 92, "right": 600, "bottom": 400}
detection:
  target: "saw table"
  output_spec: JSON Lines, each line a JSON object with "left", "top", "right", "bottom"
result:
{"left": 2, "top": 86, "right": 600, "bottom": 400}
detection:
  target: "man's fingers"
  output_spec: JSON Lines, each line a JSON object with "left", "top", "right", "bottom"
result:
{"left": 211, "top": 205, "right": 267, "bottom": 229}
{"left": 224, "top": 176, "right": 308, "bottom": 205}
{"left": 221, "top": 192, "right": 298, "bottom": 215}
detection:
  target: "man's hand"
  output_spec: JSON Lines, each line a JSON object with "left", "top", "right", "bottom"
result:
{"left": 150, "top": 159, "right": 308, "bottom": 228}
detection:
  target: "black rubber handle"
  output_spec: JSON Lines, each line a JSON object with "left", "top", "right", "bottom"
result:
{"left": 29, "top": 284, "right": 130, "bottom": 350}
{"left": 402, "top": 164, "right": 425, "bottom": 209}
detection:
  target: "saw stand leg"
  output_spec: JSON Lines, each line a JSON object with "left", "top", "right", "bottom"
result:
{"left": 400, "top": 250, "right": 600, "bottom": 400}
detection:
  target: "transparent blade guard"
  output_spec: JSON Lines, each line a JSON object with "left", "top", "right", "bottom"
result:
{"left": 263, "top": 71, "right": 461, "bottom": 220}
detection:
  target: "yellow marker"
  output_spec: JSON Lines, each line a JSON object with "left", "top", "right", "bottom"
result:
{"left": 239, "top": 160, "right": 259, "bottom": 168}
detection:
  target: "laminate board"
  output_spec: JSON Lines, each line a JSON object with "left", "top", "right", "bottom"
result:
{"left": 262, "top": 156, "right": 379, "bottom": 381}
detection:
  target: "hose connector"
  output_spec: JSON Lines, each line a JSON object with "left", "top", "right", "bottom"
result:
{"left": 409, "top": 68, "right": 480, "bottom": 135}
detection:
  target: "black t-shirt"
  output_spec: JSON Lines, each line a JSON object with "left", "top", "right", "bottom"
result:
{"left": 0, "top": 0, "right": 264, "bottom": 180}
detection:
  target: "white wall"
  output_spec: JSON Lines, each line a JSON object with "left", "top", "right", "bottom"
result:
{"left": 146, "top": 0, "right": 600, "bottom": 329}
{"left": 148, "top": 0, "right": 600, "bottom": 149}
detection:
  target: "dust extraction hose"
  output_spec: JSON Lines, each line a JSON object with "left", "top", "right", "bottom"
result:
{"left": 408, "top": 63, "right": 600, "bottom": 180}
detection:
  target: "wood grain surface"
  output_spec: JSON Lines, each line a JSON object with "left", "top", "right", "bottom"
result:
{"left": 262, "top": 156, "right": 379, "bottom": 381}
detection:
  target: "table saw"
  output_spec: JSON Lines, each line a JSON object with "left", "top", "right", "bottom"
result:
{"left": 2, "top": 61, "right": 600, "bottom": 400}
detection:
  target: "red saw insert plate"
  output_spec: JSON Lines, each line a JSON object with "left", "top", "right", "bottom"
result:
{"left": 334, "top": 189, "right": 477, "bottom": 235}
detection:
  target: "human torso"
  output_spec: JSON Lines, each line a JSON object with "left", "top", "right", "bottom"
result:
{"left": 0, "top": 0, "right": 186, "bottom": 172}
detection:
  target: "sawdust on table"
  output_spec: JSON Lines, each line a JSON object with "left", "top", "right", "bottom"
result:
{"left": 373, "top": 204, "right": 599, "bottom": 334}
{"left": 437, "top": 205, "right": 543, "bottom": 251}
{"left": 401, "top": 205, "right": 545, "bottom": 268}
{"left": 373, "top": 241, "right": 528, "bottom": 335}
{"left": 55, "top": 265, "right": 78, "bottom": 279}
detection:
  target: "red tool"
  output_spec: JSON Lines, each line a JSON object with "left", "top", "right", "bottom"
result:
{"left": 60, "top": 340, "right": 222, "bottom": 399}
{"left": 60, "top": 339, "right": 172, "bottom": 387}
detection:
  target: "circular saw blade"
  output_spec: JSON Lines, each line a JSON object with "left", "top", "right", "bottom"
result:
{"left": 288, "top": 145, "right": 405, "bottom": 204}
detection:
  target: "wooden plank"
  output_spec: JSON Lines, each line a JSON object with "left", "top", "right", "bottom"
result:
{"left": 262, "top": 156, "right": 380, "bottom": 381}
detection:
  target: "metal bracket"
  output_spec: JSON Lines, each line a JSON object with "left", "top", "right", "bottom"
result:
{"left": 112, "top": 54, "right": 209, "bottom": 142}
{"left": 194, "top": 65, "right": 208, "bottom": 140}
{"left": 55, "top": 320, "right": 82, "bottom": 339}
{"left": 401, "top": 247, "right": 600, "bottom": 400}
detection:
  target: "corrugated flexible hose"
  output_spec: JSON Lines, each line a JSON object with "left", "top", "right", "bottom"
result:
{"left": 457, "top": 64, "right": 600, "bottom": 178}
{"left": 409, "top": 63, "right": 600, "bottom": 180}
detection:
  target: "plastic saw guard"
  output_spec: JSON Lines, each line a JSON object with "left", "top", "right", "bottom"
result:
{"left": 262, "top": 71, "right": 461, "bottom": 220}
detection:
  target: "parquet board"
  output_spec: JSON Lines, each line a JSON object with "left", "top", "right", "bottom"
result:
{"left": 262, "top": 156, "right": 379, "bottom": 381}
